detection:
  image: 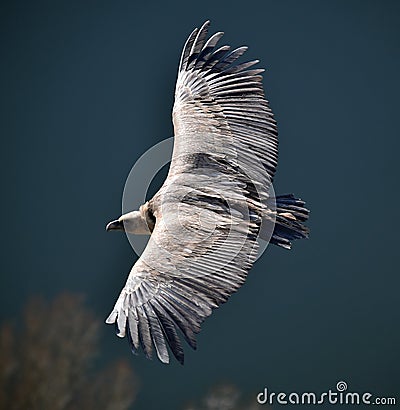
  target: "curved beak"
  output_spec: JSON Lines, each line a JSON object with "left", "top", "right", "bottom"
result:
{"left": 106, "top": 219, "right": 124, "bottom": 232}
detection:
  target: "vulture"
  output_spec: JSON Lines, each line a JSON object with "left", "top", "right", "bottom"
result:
{"left": 105, "top": 21, "right": 309, "bottom": 364}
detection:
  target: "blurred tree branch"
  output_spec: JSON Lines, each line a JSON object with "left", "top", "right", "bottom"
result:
{"left": 0, "top": 293, "right": 137, "bottom": 410}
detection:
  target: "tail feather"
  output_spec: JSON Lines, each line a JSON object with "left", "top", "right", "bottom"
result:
{"left": 269, "top": 194, "right": 310, "bottom": 249}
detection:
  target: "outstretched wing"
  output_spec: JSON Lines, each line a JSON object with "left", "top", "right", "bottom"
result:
{"left": 170, "top": 20, "right": 278, "bottom": 184}
{"left": 106, "top": 166, "right": 264, "bottom": 364}
{"left": 106, "top": 21, "right": 278, "bottom": 364}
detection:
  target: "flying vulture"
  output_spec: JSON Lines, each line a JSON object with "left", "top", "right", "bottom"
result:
{"left": 105, "top": 21, "right": 309, "bottom": 364}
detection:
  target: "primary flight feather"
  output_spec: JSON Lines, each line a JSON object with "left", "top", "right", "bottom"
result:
{"left": 105, "top": 21, "right": 309, "bottom": 364}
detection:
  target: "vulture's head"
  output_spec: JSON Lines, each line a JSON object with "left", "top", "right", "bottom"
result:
{"left": 106, "top": 211, "right": 150, "bottom": 235}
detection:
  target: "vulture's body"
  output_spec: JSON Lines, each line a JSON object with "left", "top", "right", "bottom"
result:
{"left": 106, "top": 21, "right": 309, "bottom": 364}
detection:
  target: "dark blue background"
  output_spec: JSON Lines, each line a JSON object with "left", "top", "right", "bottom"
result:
{"left": 1, "top": 0, "right": 399, "bottom": 408}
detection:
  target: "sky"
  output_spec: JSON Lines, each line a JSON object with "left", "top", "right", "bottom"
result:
{"left": 0, "top": 0, "right": 399, "bottom": 409}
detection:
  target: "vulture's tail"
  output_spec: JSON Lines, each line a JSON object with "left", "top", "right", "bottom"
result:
{"left": 268, "top": 194, "right": 310, "bottom": 249}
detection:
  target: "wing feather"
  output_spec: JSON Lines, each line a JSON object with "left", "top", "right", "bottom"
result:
{"left": 143, "top": 303, "right": 170, "bottom": 364}
{"left": 136, "top": 306, "right": 153, "bottom": 359}
{"left": 213, "top": 46, "right": 248, "bottom": 71}
{"left": 127, "top": 308, "right": 140, "bottom": 353}
{"left": 178, "top": 28, "right": 199, "bottom": 72}
{"left": 187, "top": 20, "right": 210, "bottom": 68}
